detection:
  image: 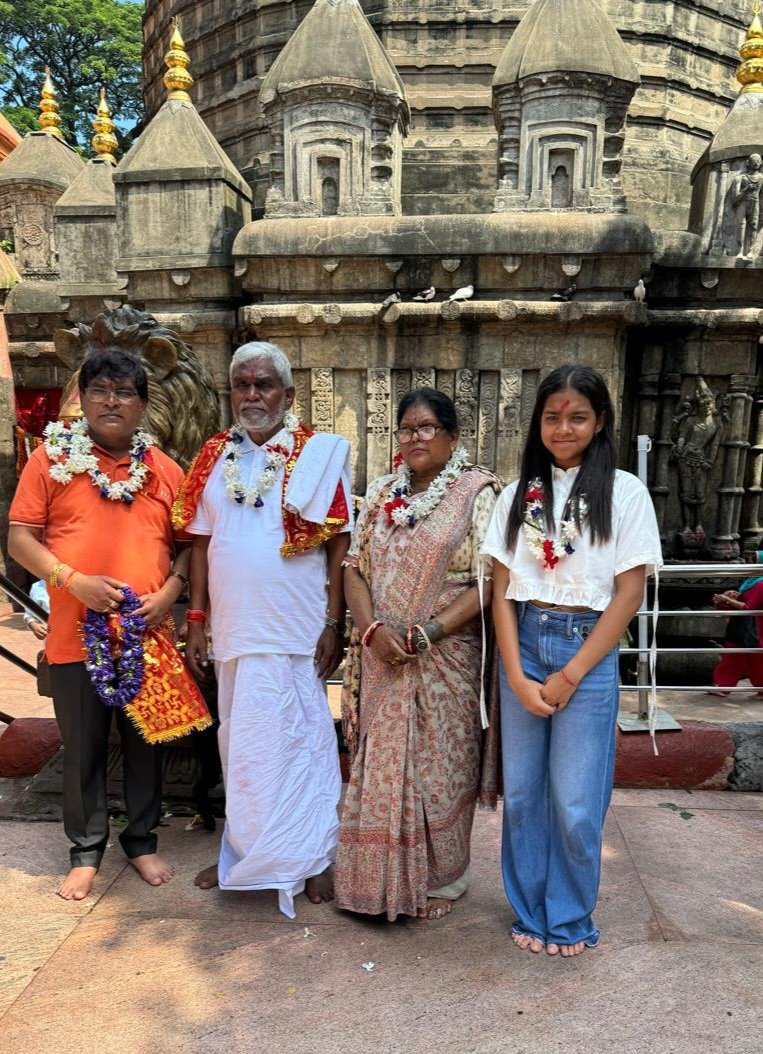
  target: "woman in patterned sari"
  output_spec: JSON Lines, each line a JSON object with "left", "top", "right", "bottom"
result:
{"left": 336, "top": 388, "right": 501, "bottom": 921}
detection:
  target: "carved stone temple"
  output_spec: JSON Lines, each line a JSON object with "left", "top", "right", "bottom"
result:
{"left": 4, "top": 0, "right": 763, "bottom": 573}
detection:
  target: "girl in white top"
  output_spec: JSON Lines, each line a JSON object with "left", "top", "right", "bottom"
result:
{"left": 482, "top": 364, "right": 662, "bottom": 959}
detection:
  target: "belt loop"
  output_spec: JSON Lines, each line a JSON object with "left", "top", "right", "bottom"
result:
{"left": 517, "top": 600, "right": 527, "bottom": 625}
{"left": 566, "top": 612, "right": 574, "bottom": 639}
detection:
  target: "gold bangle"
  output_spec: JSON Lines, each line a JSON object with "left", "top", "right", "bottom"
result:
{"left": 48, "top": 562, "right": 65, "bottom": 588}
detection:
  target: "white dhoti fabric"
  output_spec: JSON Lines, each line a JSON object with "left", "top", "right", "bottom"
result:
{"left": 215, "top": 653, "right": 341, "bottom": 918}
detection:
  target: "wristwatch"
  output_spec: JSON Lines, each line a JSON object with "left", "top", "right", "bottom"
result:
{"left": 325, "top": 616, "right": 343, "bottom": 633}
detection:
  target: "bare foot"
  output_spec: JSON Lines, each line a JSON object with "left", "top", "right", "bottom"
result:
{"left": 57, "top": 865, "right": 97, "bottom": 901}
{"left": 511, "top": 931, "right": 544, "bottom": 953}
{"left": 130, "top": 853, "right": 175, "bottom": 887}
{"left": 420, "top": 897, "right": 452, "bottom": 921}
{"left": 560, "top": 941, "right": 586, "bottom": 958}
{"left": 547, "top": 941, "right": 586, "bottom": 957}
{"left": 194, "top": 863, "right": 219, "bottom": 889}
{"left": 305, "top": 867, "right": 334, "bottom": 904}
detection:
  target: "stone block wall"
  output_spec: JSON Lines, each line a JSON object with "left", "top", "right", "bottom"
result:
{"left": 143, "top": 0, "right": 749, "bottom": 227}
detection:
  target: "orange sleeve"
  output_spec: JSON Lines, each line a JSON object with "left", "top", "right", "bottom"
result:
{"left": 8, "top": 448, "right": 52, "bottom": 528}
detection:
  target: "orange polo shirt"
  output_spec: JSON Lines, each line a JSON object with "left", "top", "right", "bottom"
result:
{"left": 9, "top": 442, "right": 184, "bottom": 664}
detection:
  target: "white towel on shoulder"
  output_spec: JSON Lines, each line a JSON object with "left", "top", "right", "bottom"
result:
{"left": 285, "top": 432, "right": 353, "bottom": 526}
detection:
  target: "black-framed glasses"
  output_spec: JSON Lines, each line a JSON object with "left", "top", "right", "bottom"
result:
{"left": 85, "top": 386, "right": 140, "bottom": 404}
{"left": 394, "top": 425, "right": 443, "bottom": 444}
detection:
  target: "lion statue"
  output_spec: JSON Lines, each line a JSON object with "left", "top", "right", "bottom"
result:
{"left": 54, "top": 307, "right": 222, "bottom": 470}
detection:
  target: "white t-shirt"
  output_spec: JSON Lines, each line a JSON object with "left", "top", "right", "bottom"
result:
{"left": 187, "top": 427, "right": 351, "bottom": 661}
{"left": 481, "top": 466, "right": 663, "bottom": 611}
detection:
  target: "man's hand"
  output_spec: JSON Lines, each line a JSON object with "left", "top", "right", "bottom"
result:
{"left": 512, "top": 675, "right": 556, "bottom": 718}
{"left": 26, "top": 619, "right": 48, "bottom": 641}
{"left": 314, "top": 625, "right": 344, "bottom": 680}
{"left": 68, "top": 574, "right": 127, "bottom": 613}
{"left": 185, "top": 621, "right": 210, "bottom": 681}
{"left": 134, "top": 578, "right": 184, "bottom": 627}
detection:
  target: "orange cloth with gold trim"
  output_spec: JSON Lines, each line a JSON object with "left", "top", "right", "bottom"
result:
{"left": 172, "top": 423, "right": 349, "bottom": 556}
{"left": 124, "top": 620, "right": 212, "bottom": 744}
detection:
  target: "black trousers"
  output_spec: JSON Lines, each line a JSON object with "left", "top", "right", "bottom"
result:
{"left": 50, "top": 662, "right": 163, "bottom": 868}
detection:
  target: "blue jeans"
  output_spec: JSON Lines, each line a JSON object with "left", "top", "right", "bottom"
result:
{"left": 499, "top": 602, "right": 619, "bottom": 947}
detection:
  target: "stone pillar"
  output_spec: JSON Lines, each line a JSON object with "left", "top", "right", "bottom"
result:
{"left": 635, "top": 344, "right": 665, "bottom": 486}
{"left": 711, "top": 373, "right": 754, "bottom": 560}
{"left": 651, "top": 370, "right": 682, "bottom": 542}
{"left": 741, "top": 381, "right": 763, "bottom": 554}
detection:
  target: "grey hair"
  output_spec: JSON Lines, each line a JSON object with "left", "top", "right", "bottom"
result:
{"left": 230, "top": 341, "right": 293, "bottom": 388}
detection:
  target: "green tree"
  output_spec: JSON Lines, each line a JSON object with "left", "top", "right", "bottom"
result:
{"left": 0, "top": 0, "right": 143, "bottom": 150}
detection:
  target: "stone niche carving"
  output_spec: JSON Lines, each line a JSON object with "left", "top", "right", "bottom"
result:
{"left": 263, "top": 96, "right": 405, "bottom": 218}
{"left": 258, "top": 0, "right": 409, "bottom": 219}
{"left": 725, "top": 153, "right": 763, "bottom": 260}
{"left": 670, "top": 377, "right": 728, "bottom": 553}
{"left": 491, "top": 0, "right": 639, "bottom": 214}
{"left": 693, "top": 150, "right": 763, "bottom": 260}
{"left": 0, "top": 192, "right": 59, "bottom": 277}
{"left": 494, "top": 73, "right": 636, "bottom": 214}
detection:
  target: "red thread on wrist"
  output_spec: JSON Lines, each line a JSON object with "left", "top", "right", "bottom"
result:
{"left": 186, "top": 609, "right": 207, "bottom": 624}
{"left": 59, "top": 567, "right": 77, "bottom": 590}
{"left": 560, "top": 668, "right": 578, "bottom": 689}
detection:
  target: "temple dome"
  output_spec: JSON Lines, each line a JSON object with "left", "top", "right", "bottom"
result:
{"left": 493, "top": 0, "right": 639, "bottom": 88}
{"left": 260, "top": 0, "right": 405, "bottom": 103}
{"left": 0, "top": 131, "right": 83, "bottom": 192}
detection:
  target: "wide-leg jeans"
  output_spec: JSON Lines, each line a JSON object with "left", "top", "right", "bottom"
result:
{"left": 499, "top": 601, "right": 619, "bottom": 947}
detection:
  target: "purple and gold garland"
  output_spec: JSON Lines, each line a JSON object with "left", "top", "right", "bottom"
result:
{"left": 83, "top": 587, "right": 146, "bottom": 707}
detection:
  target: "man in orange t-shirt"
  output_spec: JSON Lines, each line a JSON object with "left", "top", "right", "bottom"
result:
{"left": 9, "top": 347, "right": 189, "bottom": 902}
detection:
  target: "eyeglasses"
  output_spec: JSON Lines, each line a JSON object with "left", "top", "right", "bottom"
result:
{"left": 85, "top": 386, "right": 140, "bottom": 404}
{"left": 394, "top": 425, "right": 443, "bottom": 444}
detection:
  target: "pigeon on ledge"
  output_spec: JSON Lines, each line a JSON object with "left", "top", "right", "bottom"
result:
{"left": 448, "top": 284, "right": 474, "bottom": 302}
{"left": 380, "top": 292, "right": 402, "bottom": 310}
{"left": 633, "top": 279, "right": 646, "bottom": 302}
{"left": 550, "top": 283, "right": 577, "bottom": 302}
{"left": 413, "top": 286, "right": 436, "bottom": 301}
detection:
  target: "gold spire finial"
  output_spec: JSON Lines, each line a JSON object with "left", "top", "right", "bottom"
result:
{"left": 163, "top": 17, "right": 194, "bottom": 102}
{"left": 38, "top": 66, "right": 64, "bottom": 139}
{"left": 737, "top": 2, "right": 763, "bottom": 94}
{"left": 91, "top": 87, "right": 119, "bottom": 164}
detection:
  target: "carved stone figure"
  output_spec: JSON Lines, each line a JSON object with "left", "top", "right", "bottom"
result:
{"left": 731, "top": 153, "right": 763, "bottom": 258}
{"left": 670, "top": 377, "right": 726, "bottom": 549}
{"left": 53, "top": 306, "right": 221, "bottom": 468}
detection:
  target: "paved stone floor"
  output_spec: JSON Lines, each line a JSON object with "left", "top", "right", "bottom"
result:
{"left": 1, "top": 789, "right": 761, "bottom": 1054}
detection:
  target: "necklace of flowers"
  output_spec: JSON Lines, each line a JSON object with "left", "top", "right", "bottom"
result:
{"left": 43, "top": 419, "right": 153, "bottom": 505}
{"left": 384, "top": 445, "right": 470, "bottom": 527}
{"left": 222, "top": 410, "right": 299, "bottom": 508}
{"left": 82, "top": 587, "right": 146, "bottom": 707}
{"left": 523, "top": 478, "right": 588, "bottom": 570}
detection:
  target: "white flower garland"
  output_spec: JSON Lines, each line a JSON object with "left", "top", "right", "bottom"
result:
{"left": 43, "top": 420, "right": 154, "bottom": 504}
{"left": 384, "top": 445, "right": 470, "bottom": 527}
{"left": 222, "top": 411, "right": 299, "bottom": 509}
{"left": 523, "top": 478, "right": 588, "bottom": 569}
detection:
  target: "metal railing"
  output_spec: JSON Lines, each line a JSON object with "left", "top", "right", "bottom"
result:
{"left": 617, "top": 563, "right": 763, "bottom": 732}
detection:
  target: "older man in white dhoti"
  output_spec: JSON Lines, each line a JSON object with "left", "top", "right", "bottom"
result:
{"left": 176, "top": 341, "right": 352, "bottom": 916}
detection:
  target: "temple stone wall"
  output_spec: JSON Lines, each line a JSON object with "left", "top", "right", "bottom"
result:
{"left": 143, "top": 0, "right": 750, "bottom": 228}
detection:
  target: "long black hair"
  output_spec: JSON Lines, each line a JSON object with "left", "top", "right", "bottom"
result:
{"left": 505, "top": 364, "right": 617, "bottom": 550}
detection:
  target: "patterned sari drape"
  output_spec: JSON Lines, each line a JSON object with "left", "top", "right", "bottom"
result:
{"left": 336, "top": 469, "right": 500, "bottom": 920}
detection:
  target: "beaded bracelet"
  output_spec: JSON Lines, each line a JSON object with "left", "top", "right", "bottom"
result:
{"left": 186, "top": 609, "right": 207, "bottom": 624}
{"left": 361, "top": 620, "right": 383, "bottom": 648}
{"left": 560, "top": 668, "right": 579, "bottom": 689}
